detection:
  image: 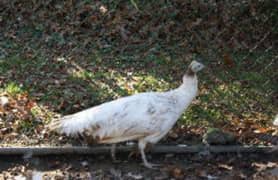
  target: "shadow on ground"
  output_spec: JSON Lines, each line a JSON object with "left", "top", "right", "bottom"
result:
{"left": 0, "top": 153, "right": 277, "bottom": 179}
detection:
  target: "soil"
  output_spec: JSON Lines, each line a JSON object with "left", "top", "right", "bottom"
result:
{"left": 1, "top": 152, "right": 277, "bottom": 179}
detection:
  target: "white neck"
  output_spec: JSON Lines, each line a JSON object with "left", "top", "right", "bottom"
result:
{"left": 172, "top": 75, "right": 198, "bottom": 108}
{"left": 179, "top": 75, "right": 198, "bottom": 92}
{"left": 182, "top": 75, "right": 198, "bottom": 88}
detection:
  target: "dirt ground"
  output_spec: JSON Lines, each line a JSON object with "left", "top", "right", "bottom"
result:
{"left": 0, "top": 152, "right": 277, "bottom": 180}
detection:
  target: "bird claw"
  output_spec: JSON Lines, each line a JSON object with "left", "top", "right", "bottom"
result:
{"left": 128, "top": 150, "right": 140, "bottom": 159}
{"left": 143, "top": 162, "right": 161, "bottom": 169}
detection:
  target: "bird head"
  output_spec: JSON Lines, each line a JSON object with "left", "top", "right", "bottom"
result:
{"left": 189, "top": 60, "right": 205, "bottom": 73}
{"left": 185, "top": 60, "right": 205, "bottom": 76}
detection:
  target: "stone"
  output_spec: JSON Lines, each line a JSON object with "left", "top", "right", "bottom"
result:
{"left": 202, "top": 128, "right": 236, "bottom": 145}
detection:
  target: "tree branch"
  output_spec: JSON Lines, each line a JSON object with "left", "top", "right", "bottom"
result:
{"left": 0, "top": 145, "right": 276, "bottom": 156}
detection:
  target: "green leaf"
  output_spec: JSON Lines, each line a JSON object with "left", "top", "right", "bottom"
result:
{"left": 130, "top": 0, "right": 139, "bottom": 11}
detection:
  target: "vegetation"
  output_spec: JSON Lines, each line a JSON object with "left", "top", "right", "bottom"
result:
{"left": 0, "top": 0, "right": 277, "bottom": 146}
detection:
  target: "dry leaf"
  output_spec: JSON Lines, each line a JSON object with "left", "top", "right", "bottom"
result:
{"left": 223, "top": 53, "right": 235, "bottom": 67}
{"left": 171, "top": 167, "right": 184, "bottom": 179}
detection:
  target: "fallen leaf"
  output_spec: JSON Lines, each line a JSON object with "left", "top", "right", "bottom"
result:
{"left": 126, "top": 172, "right": 143, "bottom": 180}
{"left": 171, "top": 167, "right": 184, "bottom": 179}
{"left": 223, "top": 53, "right": 235, "bottom": 67}
{"left": 218, "top": 164, "right": 233, "bottom": 170}
{"left": 253, "top": 127, "right": 271, "bottom": 134}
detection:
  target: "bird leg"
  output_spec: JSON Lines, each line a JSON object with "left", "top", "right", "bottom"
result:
{"left": 111, "top": 144, "right": 120, "bottom": 163}
{"left": 128, "top": 149, "right": 140, "bottom": 159}
{"left": 128, "top": 143, "right": 152, "bottom": 159}
{"left": 138, "top": 140, "right": 161, "bottom": 169}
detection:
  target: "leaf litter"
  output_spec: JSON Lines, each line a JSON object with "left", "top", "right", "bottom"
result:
{"left": 0, "top": 0, "right": 277, "bottom": 179}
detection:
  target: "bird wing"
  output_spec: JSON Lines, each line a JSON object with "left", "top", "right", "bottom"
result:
{"left": 50, "top": 92, "right": 180, "bottom": 144}
{"left": 89, "top": 92, "right": 180, "bottom": 143}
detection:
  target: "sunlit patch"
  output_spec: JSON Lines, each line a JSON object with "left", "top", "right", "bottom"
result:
{"left": 273, "top": 115, "right": 278, "bottom": 126}
{"left": 56, "top": 57, "right": 67, "bottom": 63}
{"left": 4, "top": 82, "right": 25, "bottom": 97}
{"left": 99, "top": 5, "right": 108, "bottom": 14}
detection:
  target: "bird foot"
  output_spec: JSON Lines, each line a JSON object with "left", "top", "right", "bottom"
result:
{"left": 143, "top": 162, "right": 161, "bottom": 169}
{"left": 128, "top": 150, "right": 140, "bottom": 159}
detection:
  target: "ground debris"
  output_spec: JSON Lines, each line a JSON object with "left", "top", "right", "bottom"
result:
{"left": 0, "top": 153, "right": 277, "bottom": 179}
{"left": 126, "top": 172, "right": 143, "bottom": 179}
{"left": 0, "top": 1, "right": 277, "bottom": 179}
{"left": 203, "top": 128, "right": 236, "bottom": 145}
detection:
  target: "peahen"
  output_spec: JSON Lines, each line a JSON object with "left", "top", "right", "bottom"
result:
{"left": 49, "top": 60, "right": 204, "bottom": 168}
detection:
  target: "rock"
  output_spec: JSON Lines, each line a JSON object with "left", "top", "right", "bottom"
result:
{"left": 81, "top": 161, "right": 88, "bottom": 167}
{"left": 273, "top": 114, "right": 278, "bottom": 126}
{"left": 32, "top": 171, "right": 43, "bottom": 180}
{"left": 14, "top": 175, "right": 26, "bottom": 180}
{"left": 0, "top": 96, "right": 9, "bottom": 107}
{"left": 202, "top": 128, "right": 236, "bottom": 145}
{"left": 165, "top": 153, "right": 175, "bottom": 158}
{"left": 126, "top": 172, "right": 143, "bottom": 180}
{"left": 168, "top": 131, "right": 178, "bottom": 139}
{"left": 6, "top": 113, "right": 15, "bottom": 122}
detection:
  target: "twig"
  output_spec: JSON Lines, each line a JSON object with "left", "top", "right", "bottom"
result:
{"left": 0, "top": 145, "right": 276, "bottom": 156}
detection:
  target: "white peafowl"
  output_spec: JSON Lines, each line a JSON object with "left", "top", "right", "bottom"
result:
{"left": 49, "top": 60, "right": 204, "bottom": 168}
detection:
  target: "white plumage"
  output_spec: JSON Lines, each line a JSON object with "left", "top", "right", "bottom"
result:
{"left": 50, "top": 60, "right": 204, "bottom": 168}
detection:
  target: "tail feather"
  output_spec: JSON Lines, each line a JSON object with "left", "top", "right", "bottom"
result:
{"left": 48, "top": 118, "right": 61, "bottom": 131}
{"left": 48, "top": 113, "right": 91, "bottom": 136}
{"left": 48, "top": 115, "right": 71, "bottom": 135}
